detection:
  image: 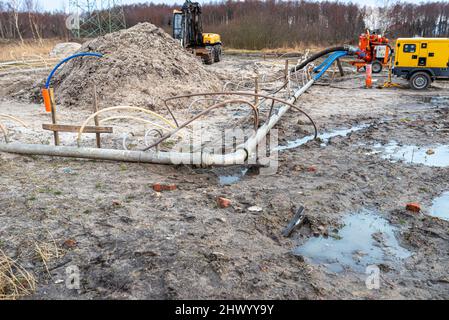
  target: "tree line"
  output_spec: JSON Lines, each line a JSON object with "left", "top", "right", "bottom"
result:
{"left": 1, "top": 0, "right": 448, "bottom": 49}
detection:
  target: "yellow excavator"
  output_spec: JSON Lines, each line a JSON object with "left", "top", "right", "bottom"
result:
{"left": 172, "top": 0, "right": 222, "bottom": 65}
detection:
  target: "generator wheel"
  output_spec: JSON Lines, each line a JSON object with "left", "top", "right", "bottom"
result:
{"left": 410, "top": 72, "right": 431, "bottom": 90}
{"left": 214, "top": 45, "right": 222, "bottom": 63}
{"left": 372, "top": 61, "right": 383, "bottom": 74}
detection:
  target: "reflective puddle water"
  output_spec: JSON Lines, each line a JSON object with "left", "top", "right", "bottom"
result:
{"left": 420, "top": 96, "right": 449, "bottom": 105}
{"left": 213, "top": 123, "right": 371, "bottom": 184}
{"left": 216, "top": 167, "right": 249, "bottom": 185}
{"left": 372, "top": 141, "right": 449, "bottom": 167}
{"left": 278, "top": 124, "right": 370, "bottom": 151}
{"left": 294, "top": 210, "right": 411, "bottom": 273}
{"left": 430, "top": 192, "right": 449, "bottom": 221}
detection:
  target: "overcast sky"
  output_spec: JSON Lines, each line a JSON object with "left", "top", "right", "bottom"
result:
{"left": 39, "top": 0, "right": 442, "bottom": 13}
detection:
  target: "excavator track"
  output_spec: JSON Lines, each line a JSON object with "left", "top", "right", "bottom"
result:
{"left": 213, "top": 44, "right": 222, "bottom": 62}
{"left": 202, "top": 46, "right": 215, "bottom": 65}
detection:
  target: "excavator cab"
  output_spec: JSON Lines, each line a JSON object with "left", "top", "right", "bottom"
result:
{"left": 172, "top": 0, "right": 222, "bottom": 65}
{"left": 172, "top": 10, "right": 183, "bottom": 43}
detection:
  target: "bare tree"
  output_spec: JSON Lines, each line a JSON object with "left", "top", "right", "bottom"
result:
{"left": 24, "top": 0, "right": 43, "bottom": 45}
{"left": 0, "top": 1, "right": 6, "bottom": 39}
{"left": 24, "top": 0, "right": 36, "bottom": 39}
{"left": 9, "top": 0, "right": 24, "bottom": 44}
{"left": 0, "top": 1, "right": 447, "bottom": 46}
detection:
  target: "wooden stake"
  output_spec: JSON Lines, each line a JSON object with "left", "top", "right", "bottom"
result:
{"left": 93, "top": 85, "right": 101, "bottom": 148}
{"left": 254, "top": 76, "right": 259, "bottom": 106}
{"left": 284, "top": 59, "right": 290, "bottom": 93}
{"left": 336, "top": 58, "right": 344, "bottom": 77}
{"left": 284, "top": 59, "right": 289, "bottom": 81}
{"left": 49, "top": 88, "right": 59, "bottom": 146}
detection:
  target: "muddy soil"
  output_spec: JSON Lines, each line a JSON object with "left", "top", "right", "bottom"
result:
{"left": 1, "top": 55, "right": 449, "bottom": 299}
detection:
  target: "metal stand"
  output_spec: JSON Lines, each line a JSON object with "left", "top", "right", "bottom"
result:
{"left": 383, "top": 59, "right": 402, "bottom": 88}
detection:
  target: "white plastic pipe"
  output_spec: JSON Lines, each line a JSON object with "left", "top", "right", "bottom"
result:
{"left": 240, "top": 79, "right": 314, "bottom": 159}
{"left": 0, "top": 142, "right": 247, "bottom": 166}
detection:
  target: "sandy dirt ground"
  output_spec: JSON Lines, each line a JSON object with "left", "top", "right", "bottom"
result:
{"left": 1, "top": 55, "right": 449, "bottom": 300}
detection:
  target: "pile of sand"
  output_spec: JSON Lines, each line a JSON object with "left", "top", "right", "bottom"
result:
{"left": 50, "top": 23, "right": 222, "bottom": 109}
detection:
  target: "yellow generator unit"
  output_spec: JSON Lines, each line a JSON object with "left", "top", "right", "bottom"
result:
{"left": 393, "top": 38, "right": 449, "bottom": 89}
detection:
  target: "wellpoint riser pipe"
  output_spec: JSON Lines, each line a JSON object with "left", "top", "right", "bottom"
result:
{"left": 0, "top": 52, "right": 344, "bottom": 166}
{"left": 0, "top": 81, "right": 315, "bottom": 167}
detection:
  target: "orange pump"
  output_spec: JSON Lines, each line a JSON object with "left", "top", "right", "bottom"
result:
{"left": 351, "top": 30, "right": 391, "bottom": 74}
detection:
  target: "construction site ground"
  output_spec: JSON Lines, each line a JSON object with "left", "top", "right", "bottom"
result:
{"left": 1, "top": 54, "right": 449, "bottom": 299}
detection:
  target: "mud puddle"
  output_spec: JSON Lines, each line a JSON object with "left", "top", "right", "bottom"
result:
{"left": 294, "top": 210, "right": 411, "bottom": 273}
{"left": 420, "top": 95, "right": 449, "bottom": 105}
{"left": 212, "top": 166, "right": 249, "bottom": 185}
{"left": 430, "top": 192, "right": 449, "bottom": 221}
{"left": 278, "top": 123, "right": 370, "bottom": 151}
{"left": 209, "top": 124, "right": 353, "bottom": 183}
{"left": 368, "top": 141, "right": 449, "bottom": 167}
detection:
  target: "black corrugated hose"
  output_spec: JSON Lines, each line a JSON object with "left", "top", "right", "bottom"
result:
{"left": 290, "top": 46, "right": 348, "bottom": 73}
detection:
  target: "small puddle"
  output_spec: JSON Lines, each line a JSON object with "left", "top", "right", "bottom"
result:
{"left": 278, "top": 124, "right": 370, "bottom": 151}
{"left": 430, "top": 192, "right": 449, "bottom": 221}
{"left": 373, "top": 141, "right": 449, "bottom": 167}
{"left": 420, "top": 96, "right": 449, "bottom": 105}
{"left": 294, "top": 210, "right": 411, "bottom": 273}
{"left": 214, "top": 167, "right": 249, "bottom": 185}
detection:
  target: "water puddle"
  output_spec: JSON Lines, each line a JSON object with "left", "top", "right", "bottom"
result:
{"left": 371, "top": 141, "right": 449, "bottom": 167}
{"left": 294, "top": 210, "right": 411, "bottom": 273}
{"left": 430, "top": 192, "right": 449, "bottom": 221}
{"left": 420, "top": 96, "right": 449, "bottom": 105}
{"left": 214, "top": 167, "right": 249, "bottom": 185}
{"left": 278, "top": 124, "right": 370, "bottom": 151}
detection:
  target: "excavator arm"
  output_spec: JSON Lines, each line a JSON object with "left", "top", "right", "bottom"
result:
{"left": 182, "top": 0, "right": 204, "bottom": 48}
{"left": 172, "top": 0, "right": 222, "bottom": 65}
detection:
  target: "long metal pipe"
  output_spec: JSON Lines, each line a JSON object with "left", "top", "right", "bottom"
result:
{"left": 0, "top": 142, "right": 247, "bottom": 166}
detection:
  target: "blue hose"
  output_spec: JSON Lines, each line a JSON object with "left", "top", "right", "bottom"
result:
{"left": 313, "top": 52, "right": 343, "bottom": 73}
{"left": 313, "top": 51, "right": 347, "bottom": 81}
{"left": 45, "top": 52, "right": 103, "bottom": 89}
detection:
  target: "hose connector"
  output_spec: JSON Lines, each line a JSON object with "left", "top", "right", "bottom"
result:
{"left": 344, "top": 45, "right": 360, "bottom": 55}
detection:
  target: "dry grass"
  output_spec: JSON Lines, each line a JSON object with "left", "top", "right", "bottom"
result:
{"left": 34, "top": 234, "right": 65, "bottom": 276}
{"left": 0, "top": 249, "right": 36, "bottom": 300}
{"left": 0, "top": 231, "right": 65, "bottom": 300}
{"left": 0, "top": 39, "right": 60, "bottom": 62}
{"left": 225, "top": 44, "right": 327, "bottom": 56}
{"left": 262, "top": 44, "right": 328, "bottom": 53}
